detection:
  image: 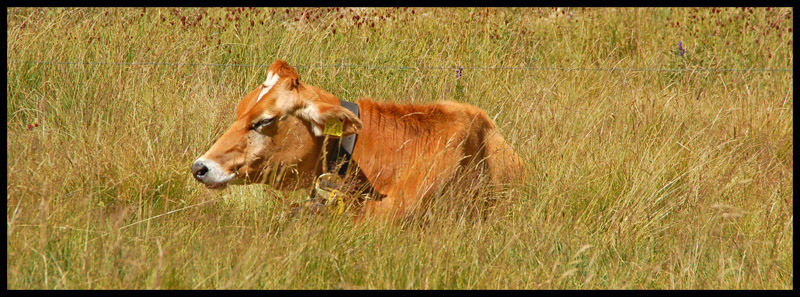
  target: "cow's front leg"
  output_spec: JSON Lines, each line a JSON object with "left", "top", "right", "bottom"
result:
{"left": 357, "top": 195, "right": 400, "bottom": 222}
{"left": 355, "top": 187, "right": 421, "bottom": 223}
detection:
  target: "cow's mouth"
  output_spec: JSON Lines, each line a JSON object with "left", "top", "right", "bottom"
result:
{"left": 204, "top": 175, "right": 247, "bottom": 189}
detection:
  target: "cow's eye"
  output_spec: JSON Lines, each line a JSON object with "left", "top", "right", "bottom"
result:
{"left": 250, "top": 117, "right": 275, "bottom": 131}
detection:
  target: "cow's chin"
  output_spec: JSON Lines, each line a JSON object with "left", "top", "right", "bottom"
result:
{"left": 245, "top": 167, "right": 311, "bottom": 191}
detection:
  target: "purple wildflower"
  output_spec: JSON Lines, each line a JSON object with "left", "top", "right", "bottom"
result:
{"left": 678, "top": 41, "right": 685, "bottom": 57}
{"left": 456, "top": 66, "right": 463, "bottom": 78}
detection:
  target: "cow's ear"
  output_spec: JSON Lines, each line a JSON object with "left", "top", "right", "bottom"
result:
{"left": 297, "top": 102, "right": 363, "bottom": 137}
{"left": 268, "top": 60, "right": 300, "bottom": 89}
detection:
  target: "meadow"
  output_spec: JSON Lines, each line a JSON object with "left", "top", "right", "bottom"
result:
{"left": 6, "top": 7, "right": 793, "bottom": 289}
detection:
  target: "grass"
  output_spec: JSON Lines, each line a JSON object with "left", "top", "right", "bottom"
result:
{"left": 6, "top": 7, "right": 793, "bottom": 289}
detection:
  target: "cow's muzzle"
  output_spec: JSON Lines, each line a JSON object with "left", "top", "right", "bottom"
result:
{"left": 192, "top": 161, "right": 209, "bottom": 179}
{"left": 191, "top": 158, "right": 235, "bottom": 189}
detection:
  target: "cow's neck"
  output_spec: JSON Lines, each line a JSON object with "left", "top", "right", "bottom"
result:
{"left": 349, "top": 99, "right": 396, "bottom": 194}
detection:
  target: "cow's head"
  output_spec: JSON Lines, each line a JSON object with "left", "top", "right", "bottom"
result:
{"left": 192, "top": 60, "right": 362, "bottom": 190}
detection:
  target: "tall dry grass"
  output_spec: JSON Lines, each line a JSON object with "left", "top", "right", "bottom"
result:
{"left": 6, "top": 7, "right": 793, "bottom": 289}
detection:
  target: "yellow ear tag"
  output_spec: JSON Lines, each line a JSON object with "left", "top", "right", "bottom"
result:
{"left": 323, "top": 118, "right": 344, "bottom": 137}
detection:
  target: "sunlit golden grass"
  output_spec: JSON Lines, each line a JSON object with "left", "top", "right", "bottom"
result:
{"left": 6, "top": 7, "right": 793, "bottom": 289}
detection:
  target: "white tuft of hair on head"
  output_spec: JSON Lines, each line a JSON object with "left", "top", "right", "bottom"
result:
{"left": 257, "top": 71, "right": 280, "bottom": 102}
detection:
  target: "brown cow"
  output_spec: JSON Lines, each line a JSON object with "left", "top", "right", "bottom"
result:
{"left": 192, "top": 60, "right": 524, "bottom": 221}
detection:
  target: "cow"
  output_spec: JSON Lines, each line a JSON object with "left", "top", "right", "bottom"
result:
{"left": 192, "top": 60, "right": 524, "bottom": 221}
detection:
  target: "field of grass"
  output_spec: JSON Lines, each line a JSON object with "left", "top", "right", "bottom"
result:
{"left": 6, "top": 7, "right": 793, "bottom": 289}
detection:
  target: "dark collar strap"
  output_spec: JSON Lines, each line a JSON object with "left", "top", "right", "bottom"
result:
{"left": 326, "top": 99, "right": 359, "bottom": 176}
{"left": 338, "top": 100, "right": 359, "bottom": 158}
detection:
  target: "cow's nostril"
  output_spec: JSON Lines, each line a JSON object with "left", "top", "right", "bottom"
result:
{"left": 192, "top": 161, "right": 209, "bottom": 179}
